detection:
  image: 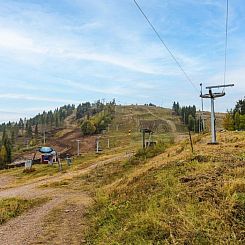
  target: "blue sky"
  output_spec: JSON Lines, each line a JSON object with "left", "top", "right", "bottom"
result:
{"left": 0, "top": 0, "right": 244, "bottom": 122}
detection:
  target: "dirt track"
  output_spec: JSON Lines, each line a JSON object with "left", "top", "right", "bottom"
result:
{"left": 0, "top": 153, "right": 128, "bottom": 245}
{"left": 144, "top": 107, "right": 187, "bottom": 142}
{"left": 14, "top": 127, "right": 97, "bottom": 163}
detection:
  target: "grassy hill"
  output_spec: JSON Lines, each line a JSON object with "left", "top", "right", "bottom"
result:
{"left": 1, "top": 105, "right": 243, "bottom": 244}
{"left": 81, "top": 131, "right": 245, "bottom": 244}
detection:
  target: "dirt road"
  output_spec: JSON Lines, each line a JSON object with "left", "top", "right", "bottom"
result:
{"left": 0, "top": 153, "right": 128, "bottom": 245}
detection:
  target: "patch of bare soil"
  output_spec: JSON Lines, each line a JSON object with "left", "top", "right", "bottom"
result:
{"left": 0, "top": 176, "right": 14, "bottom": 189}
{"left": 33, "top": 196, "right": 91, "bottom": 245}
{"left": 13, "top": 127, "right": 97, "bottom": 163}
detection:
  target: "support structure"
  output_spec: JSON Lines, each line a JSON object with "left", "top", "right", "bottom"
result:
{"left": 140, "top": 128, "right": 153, "bottom": 149}
{"left": 96, "top": 137, "right": 100, "bottom": 153}
{"left": 76, "top": 140, "right": 81, "bottom": 156}
{"left": 200, "top": 84, "right": 234, "bottom": 144}
{"left": 200, "top": 83, "right": 205, "bottom": 131}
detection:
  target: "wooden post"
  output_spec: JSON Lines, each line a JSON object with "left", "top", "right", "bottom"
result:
{"left": 188, "top": 130, "right": 194, "bottom": 153}
{"left": 142, "top": 130, "right": 145, "bottom": 149}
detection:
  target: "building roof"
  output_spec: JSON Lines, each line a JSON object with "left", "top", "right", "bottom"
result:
{"left": 39, "top": 147, "right": 54, "bottom": 154}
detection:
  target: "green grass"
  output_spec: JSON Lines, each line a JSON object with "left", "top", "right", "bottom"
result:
{"left": 0, "top": 197, "right": 48, "bottom": 224}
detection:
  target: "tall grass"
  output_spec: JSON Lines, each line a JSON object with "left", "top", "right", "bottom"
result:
{"left": 0, "top": 197, "right": 47, "bottom": 224}
{"left": 84, "top": 137, "right": 245, "bottom": 244}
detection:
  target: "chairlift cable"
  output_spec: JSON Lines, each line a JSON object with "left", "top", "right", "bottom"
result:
{"left": 133, "top": 0, "right": 198, "bottom": 93}
{"left": 223, "top": 0, "right": 229, "bottom": 93}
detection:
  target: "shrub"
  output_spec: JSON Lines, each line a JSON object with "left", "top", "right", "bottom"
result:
{"left": 81, "top": 120, "right": 96, "bottom": 136}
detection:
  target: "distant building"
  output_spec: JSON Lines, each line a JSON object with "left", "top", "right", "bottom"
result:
{"left": 38, "top": 147, "right": 57, "bottom": 164}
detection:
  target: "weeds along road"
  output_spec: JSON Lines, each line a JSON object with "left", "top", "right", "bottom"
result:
{"left": 0, "top": 152, "right": 130, "bottom": 245}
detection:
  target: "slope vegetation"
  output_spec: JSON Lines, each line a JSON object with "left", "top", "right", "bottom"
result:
{"left": 83, "top": 131, "right": 245, "bottom": 244}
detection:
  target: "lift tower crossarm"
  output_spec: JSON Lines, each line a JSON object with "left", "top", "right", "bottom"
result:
{"left": 206, "top": 84, "right": 234, "bottom": 89}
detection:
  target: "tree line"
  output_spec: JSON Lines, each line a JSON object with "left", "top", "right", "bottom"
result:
{"left": 172, "top": 102, "right": 203, "bottom": 132}
{"left": 0, "top": 100, "right": 115, "bottom": 167}
{"left": 223, "top": 99, "right": 245, "bottom": 131}
{"left": 0, "top": 127, "right": 12, "bottom": 169}
{"left": 80, "top": 100, "right": 116, "bottom": 136}
{"left": 76, "top": 100, "right": 111, "bottom": 120}
{"left": 0, "top": 104, "right": 76, "bottom": 147}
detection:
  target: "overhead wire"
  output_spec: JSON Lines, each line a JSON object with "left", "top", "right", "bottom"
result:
{"left": 223, "top": 0, "right": 229, "bottom": 92}
{"left": 133, "top": 0, "right": 199, "bottom": 93}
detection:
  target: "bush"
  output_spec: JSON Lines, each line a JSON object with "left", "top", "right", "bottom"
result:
{"left": 81, "top": 120, "right": 96, "bottom": 136}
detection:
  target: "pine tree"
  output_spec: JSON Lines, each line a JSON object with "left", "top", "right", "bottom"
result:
{"left": 35, "top": 124, "right": 38, "bottom": 137}
{"left": 0, "top": 145, "right": 7, "bottom": 167}
{"left": 239, "top": 115, "right": 245, "bottom": 130}
{"left": 188, "top": 115, "right": 195, "bottom": 131}
{"left": 2, "top": 126, "right": 7, "bottom": 144}
{"left": 27, "top": 124, "right": 33, "bottom": 138}
{"left": 11, "top": 130, "right": 15, "bottom": 145}
{"left": 1, "top": 129, "right": 12, "bottom": 164}
{"left": 5, "top": 138, "right": 12, "bottom": 163}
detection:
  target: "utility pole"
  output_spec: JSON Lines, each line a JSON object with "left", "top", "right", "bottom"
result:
{"left": 198, "top": 110, "right": 201, "bottom": 133}
{"left": 201, "top": 84, "right": 234, "bottom": 144}
{"left": 76, "top": 139, "right": 81, "bottom": 156}
{"left": 142, "top": 130, "right": 145, "bottom": 149}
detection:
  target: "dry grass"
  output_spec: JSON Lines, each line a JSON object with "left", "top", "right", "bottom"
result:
{"left": 83, "top": 131, "right": 245, "bottom": 244}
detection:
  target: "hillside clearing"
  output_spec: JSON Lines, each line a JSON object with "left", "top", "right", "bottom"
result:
{"left": 0, "top": 106, "right": 240, "bottom": 244}
{"left": 80, "top": 131, "right": 245, "bottom": 244}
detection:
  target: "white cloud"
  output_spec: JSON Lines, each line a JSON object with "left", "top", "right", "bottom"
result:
{"left": 0, "top": 0, "right": 243, "bottom": 122}
{"left": 0, "top": 28, "right": 48, "bottom": 54}
{"left": 0, "top": 23, "right": 204, "bottom": 77}
{"left": 0, "top": 93, "right": 80, "bottom": 104}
